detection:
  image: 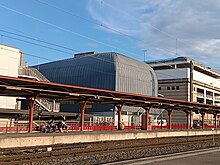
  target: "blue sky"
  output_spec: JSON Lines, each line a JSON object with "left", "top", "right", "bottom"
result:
{"left": 0, "top": 0, "right": 220, "bottom": 70}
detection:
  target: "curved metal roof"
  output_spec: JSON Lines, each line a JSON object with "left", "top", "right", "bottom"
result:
{"left": 36, "top": 52, "right": 158, "bottom": 96}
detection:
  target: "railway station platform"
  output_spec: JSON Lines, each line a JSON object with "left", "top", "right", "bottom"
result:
{"left": 0, "top": 129, "right": 220, "bottom": 149}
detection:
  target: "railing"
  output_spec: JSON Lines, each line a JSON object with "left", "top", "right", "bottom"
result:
{"left": 152, "top": 124, "right": 187, "bottom": 130}
{"left": 35, "top": 99, "right": 60, "bottom": 112}
{"left": 67, "top": 121, "right": 117, "bottom": 131}
{"left": 197, "top": 93, "right": 204, "bottom": 98}
{"left": 67, "top": 125, "right": 141, "bottom": 131}
{"left": 152, "top": 125, "right": 168, "bottom": 130}
{"left": 0, "top": 121, "right": 218, "bottom": 133}
{"left": 0, "top": 123, "right": 38, "bottom": 133}
{"left": 206, "top": 95, "right": 213, "bottom": 99}
{"left": 152, "top": 124, "right": 218, "bottom": 130}
{"left": 18, "top": 67, "right": 60, "bottom": 112}
{"left": 124, "top": 126, "right": 141, "bottom": 130}
{"left": 35, "top": 99, "right": 51, "bottom": 112}
{"left": 18, "top": 67, "right": 49, "bottom": 82}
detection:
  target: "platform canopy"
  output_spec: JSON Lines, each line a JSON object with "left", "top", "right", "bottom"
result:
{"left": 0, "top": 75, "right": 220, "bottom": 114}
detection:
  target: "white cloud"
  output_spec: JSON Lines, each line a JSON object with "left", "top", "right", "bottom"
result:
{"left": 88, "top": 0, "right": 220, "bottom": 69}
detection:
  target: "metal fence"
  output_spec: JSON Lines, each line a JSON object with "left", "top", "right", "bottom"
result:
{"left": 0, "top": 121, "right": 218, "bottom": 133}
{"left": 0, "top": 123, "right": 36, "bottom": 133}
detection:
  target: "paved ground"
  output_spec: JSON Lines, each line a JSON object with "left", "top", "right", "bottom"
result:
{"left": 106, "top": 147, "right": 220, "bottom": 165}
{"left": 151, "top": 149, "right": 220, "bottom": 165}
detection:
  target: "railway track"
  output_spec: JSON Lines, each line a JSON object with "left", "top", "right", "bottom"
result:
{"left": 0, "top": 135, "right": 220, "bottom": 165}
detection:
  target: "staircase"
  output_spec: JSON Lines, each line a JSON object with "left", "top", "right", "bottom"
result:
{"left": 18, "top": 67, "right": 60, "bottom": 113}
{"left": 35, "top": 99, "right": 60, "bottom": 113}
{"left": 18, "top": 66, "right": 49, "bottom": 82}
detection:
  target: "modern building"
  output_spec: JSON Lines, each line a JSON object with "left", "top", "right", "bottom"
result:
{"left": 147, "top": 57, "right": 220, "bottom": 124}
{"left": 0, "top": 44, "right": 21, "bottom": 109}
{"left": 35, "top": 52, "right": 158, "bottom": 125}
{"left": 0, "top": 44, "right": 61, "bottom": 127}
{"left": 0, "top": 44, "right": 22, "bottom": 126}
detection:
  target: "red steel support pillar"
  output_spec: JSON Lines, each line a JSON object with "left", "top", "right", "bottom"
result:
{"left": 80, "top": 99, "right": 88, "bottom": 131}
{"left": 168, "top": 110, "right": 173, "bottom": 129}
{"left": 116, "top": 104, "right": 123, "bottom": 130}
{"left": 186, "top": 111, "right": 190, "bottom": 129}
{"left": 214, "top": 114, "right": 217, "bottom": 129}
{"left": 28, "top": 97, "right": 36, "bottom": 133}
{"left": 201, "top": 112, "right": 205, "bottom": 129}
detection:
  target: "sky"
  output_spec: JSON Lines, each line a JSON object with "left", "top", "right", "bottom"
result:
{"left": 0, "top": 0, "right": 220, "bottom": 70}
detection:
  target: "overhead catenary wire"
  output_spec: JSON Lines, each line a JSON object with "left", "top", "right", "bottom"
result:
{"left": 0, "top": 2, "right": 190, "bottom": 79}
{"left": 0, "top": 29, "right": 152, "bottom": 69}
{"left": 0, "top": 46, "right": 53, "bottom": 62}
{"left": 35, "top": 0, "right": 136, "bottom": 40}
{"left": 0, "top": 1, "right": 213, "bottom": 70}
{"left": 0, "top": 43, "right": 189, "bottom": 84}
{"left": 0, "top": 30, "right": 187, "bottom": 79}
{"left": 0, "top": 29, "right": 187, "bottom": 79}
{"left": 0, "top": 27, "right": 155, "bottom": 71}
{"left": 1, "top": 29, "right": 177, "bottom": 65}
{"left": 0, "top": 1, "right": 182, "bottom": 64}
{"left": 0, "top": 29, "right": 79, "bottom": 53}
{"left": 0, "top": 4, "right": 178, "bottom": 58}
{"left": 0, "top": 46, "right": 159, "bottom": 83}
{"left": 25, "top": 52, "right": 53, "bottom": 62}
{"left": 1, "top": 34, "right": 75, "bottom": 55}
{"left": 34, "top": 0, "right": 180, "bottom": 58}
{"left": 0, "top": 24, "right": 80, "bottom": 53}
{"left": 0, "top": 3, "right": 139, "bottom": 57}
{"left": 0, "top": 24, "right": 183, "bottom": 77}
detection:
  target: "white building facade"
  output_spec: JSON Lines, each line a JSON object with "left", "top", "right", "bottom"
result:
{"left": 0, "top": 44, "right": 21, "bottom": 109}
{"left": 147, "top": 57, "right": 220, "bottom": 124}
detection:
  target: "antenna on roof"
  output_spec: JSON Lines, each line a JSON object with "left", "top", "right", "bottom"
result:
{"left": 143, "top": 50, "right": 147, "bottom": 62}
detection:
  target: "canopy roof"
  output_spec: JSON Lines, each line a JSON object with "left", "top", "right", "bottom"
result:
{"left": 0, "top": 75, "right": 219, "bottom": 114}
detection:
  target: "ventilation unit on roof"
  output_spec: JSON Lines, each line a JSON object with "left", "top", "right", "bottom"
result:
{"left": 74, "top": 51, "right": 96, "bottom": 58}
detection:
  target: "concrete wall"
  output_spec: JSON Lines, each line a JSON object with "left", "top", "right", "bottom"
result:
{"left": 0, "top": 44, "right": 21, "bottom": 109}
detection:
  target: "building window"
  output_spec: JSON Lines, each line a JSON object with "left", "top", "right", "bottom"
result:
{"left": 159, "top": 87, "right": 162, "bottom": 90}
{"left": 167, "top": 86, "right": 170, "bottom": 90}
{"left": 176, "top": 86, "right": 180, "bottom": 90}
{"left": 172, "top": 86, "right": 175, "bottom": 90}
